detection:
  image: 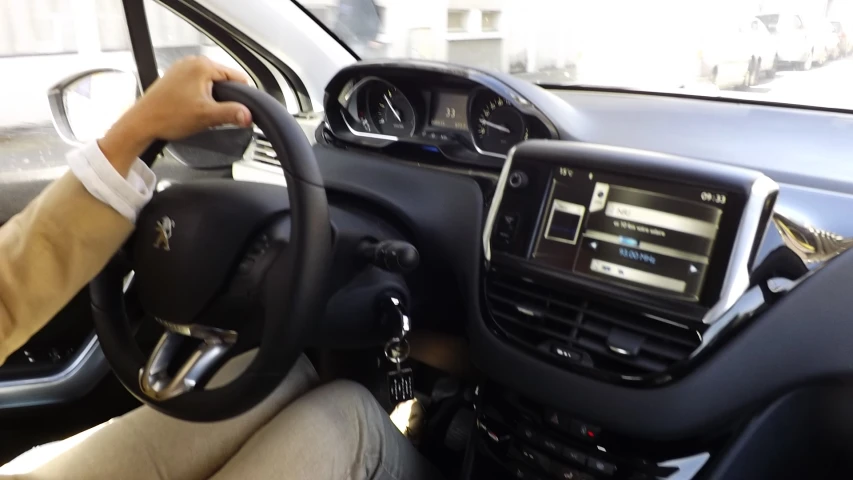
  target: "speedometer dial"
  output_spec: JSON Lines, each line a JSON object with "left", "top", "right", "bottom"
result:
{"left": 366, "top": 81, "right": 416, "bottom": 137}
{"left": 472, "top": 93, "right": 528, "bottom": 155}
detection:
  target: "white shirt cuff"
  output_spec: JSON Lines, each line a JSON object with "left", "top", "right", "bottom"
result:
{"left": 66, "top": 141, "right": 156, "bottom": 223}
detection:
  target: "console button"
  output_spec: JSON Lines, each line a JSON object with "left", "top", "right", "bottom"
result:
{"left": 508, "top": 170, "right": 529, "bottom": 188}
{"left": 569, "top": 420, "right": 601, "bottom": 441}
{"left": 509, "top": 464, "right": 542, "bottom": 479}
{"left": 540, "top": 437, "right": 562, "bottom": 455}
{"left": 551, "top": 462, "right": 594, "bottom": 480}
{"left": 517, "top": 424, "right": 541, "bottom": 446}
{"left": 496, "top": 213, "right": 520, "bottom": 243}
{"left": 544, "top": 410, "right": 571, "bottom": 431}
{"left": 477, "top": 418, "right": 510, "bottom": 444}
{"left": 562, "top": 446, "right": 587, "bottom": 466}
{"left": 237, "top": 258, "right": 255, "bottom": 274}
{"left": 586, "top": 457, "right": 617, "bottom": 476}
{"left": 550, "top": 345, "right": 583, "bottom": 363}
{"left": 517, "top": 445, "right": 550, "bottom": 471}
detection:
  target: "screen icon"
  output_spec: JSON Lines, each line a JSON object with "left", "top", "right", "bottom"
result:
{"left": 588, "top": 182, "right": 610, "bottom": 213}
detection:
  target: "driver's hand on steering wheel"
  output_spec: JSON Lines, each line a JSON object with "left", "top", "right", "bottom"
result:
{"left": 98, "top": 56, "right": 254, "bottom": 177}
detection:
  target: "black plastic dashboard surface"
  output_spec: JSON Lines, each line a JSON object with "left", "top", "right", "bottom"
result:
{"left": 312, "top": 138, "right": 853, "bottom": 442}
{"left": 470, "top": 247, "right": 853, "bottom": 441}
{"left": 308, "top": 64, "right": 853, "bottom": 443}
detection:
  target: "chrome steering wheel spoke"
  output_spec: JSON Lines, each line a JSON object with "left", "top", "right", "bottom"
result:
{"left": 138, "top": 321, "right": 237, "bottom": 401}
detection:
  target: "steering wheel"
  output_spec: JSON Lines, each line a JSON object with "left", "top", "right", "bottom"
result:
{"left": 89, "top": 82, "right": 332, "bottom": 422}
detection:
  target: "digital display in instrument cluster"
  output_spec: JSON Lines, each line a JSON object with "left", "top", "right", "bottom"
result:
{"left": 533, "top": 168, "right": 726, "bottom": 302}
{"left": 430, "top": 90, "right": 469, "bottom": 131}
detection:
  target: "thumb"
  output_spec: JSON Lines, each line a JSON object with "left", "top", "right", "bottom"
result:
{"left": 205, "top": 101, "right": 252, "bottom": 128}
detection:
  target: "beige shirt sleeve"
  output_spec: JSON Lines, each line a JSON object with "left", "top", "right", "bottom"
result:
{"left": 0, "top": 172, "right": 134, "bottom": 364}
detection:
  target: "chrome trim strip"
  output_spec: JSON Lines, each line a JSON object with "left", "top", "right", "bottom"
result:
{"left": 482, "top": 145, "right": 517, "bottom": 261}
{"left": 659, "top": 452, "right": 711, "bottom": 479}
{"left": 340, "top": 75, "right": 383, "bottom": 105}
{"left": 694, "top": 284, "right": 766, "bottom": 356}
{"left": 0, "top": 334, "right": 109, "bottom": 410}
{"left": 0, "top": 272, "right": 136, "bottom": 409}
{"left": 703, "top": 175, "right": 778, "bottom": 324}
{"left": 139, "top": 324, "right": 237, "bottom": 401}
{"left": 696, "top": 275, "right": 802, "bottom": 355}
{"left": 341, "top": 110, "right": 398, "bottom": 141}
{"left": 339, "top": 76, "right": 418, "bottom": 139}
{"left": 473, "top": 141, "right": 509, "bottom": 159}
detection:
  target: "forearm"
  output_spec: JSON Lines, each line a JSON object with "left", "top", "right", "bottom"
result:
{"left": 0, "top": 173, "right": 134, "bottom": 364}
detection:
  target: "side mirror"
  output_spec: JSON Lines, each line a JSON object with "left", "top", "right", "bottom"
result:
{"left": 48, "top": 69, "right": 253, "bottom": 170}
{"left": 48, "top": 69, "right": 139, "bottom": 145}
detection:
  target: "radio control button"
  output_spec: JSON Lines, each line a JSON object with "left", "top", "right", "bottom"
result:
{"left": 540, "top": 436, "right": 561, "bottom": 455}
{"left": 545, "top": 409, "right": 570, "bottom": 430}
{"left": 552, "top": 463, "right": 593, "bottom": 480}
{"left": 508, "top": 171, "right": 528, "bottom": 188}
{"left": 586, "top": 457, "right": 617, "bottom": 476}
{"left": 517, "top": 424, "right": 541, "bottom": 445}
{"left": 562, "top": 446, "right": 587, "bottom": 465}
{"left": 509, "top": 464, "right": 542, "bottom": 479}
{"left": 550, "top": 345, "right": 582, "bottom": 363}
{"left": 569, "top": 420, "right": 601, "bottom": 441}
{"left": 496, "top": 213, "right": 520, "bottom": 243}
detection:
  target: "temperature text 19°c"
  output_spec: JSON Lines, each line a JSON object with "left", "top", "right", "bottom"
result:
{"left": 700, "top": 191, "right": 727, "bottom": 205}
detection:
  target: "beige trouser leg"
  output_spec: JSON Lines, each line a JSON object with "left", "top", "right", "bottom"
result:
{"left": 14, "top": 352, "right": 318, "bottom": 480}
{"left": 210, "top": 380, "right": 445, "bottom": 480}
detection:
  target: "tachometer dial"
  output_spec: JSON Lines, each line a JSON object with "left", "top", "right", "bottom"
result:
{"left": 473, "top": 93, "right": 528, "bottom": 155}
{"left": 366, "top": 82, "right": 416, "bottom": 137}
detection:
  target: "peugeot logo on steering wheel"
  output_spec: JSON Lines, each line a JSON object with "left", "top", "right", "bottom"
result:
{"left": 153, "top": 216, "right": 175, "bottom": 251}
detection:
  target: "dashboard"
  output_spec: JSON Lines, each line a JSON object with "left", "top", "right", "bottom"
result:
{"left": 279, "top": 59, "right": 853, "bottom": 479}
{"left": 323, "top": 60, "right": 558, "bottom": 167}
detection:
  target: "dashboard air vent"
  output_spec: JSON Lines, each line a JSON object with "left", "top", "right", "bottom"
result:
{"left": 252, "top": 129, "right": 280, "bottom": 166}
{"left": 485, "top": 270, "right": 702, "bottom": 377}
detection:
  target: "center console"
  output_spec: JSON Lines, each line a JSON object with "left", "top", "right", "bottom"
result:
{"left": 468, "top": 140, "right": 778, "bottom": 478}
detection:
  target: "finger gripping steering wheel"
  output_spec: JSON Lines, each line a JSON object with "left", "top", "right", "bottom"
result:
{"left": 89, "top": 82, "right": 331, "bottom": 421}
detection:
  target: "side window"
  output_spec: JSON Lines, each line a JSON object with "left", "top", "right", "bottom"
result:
{"left": 0, "top": 0, "right": 297, "bottom": 179}
{"left": 792, "top": 16, "right": 804, "bottom": 30}
{"left": 143, "top": 1, "right": 299, "bottom": 113}
{"left": 144, "top": 1, "right": 250, "bottom": 80}
{"left": 0, "top": 1, "right": 135, "bottom": 176}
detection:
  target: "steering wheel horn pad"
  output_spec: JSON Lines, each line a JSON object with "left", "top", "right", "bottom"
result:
{"left": 90, "top": 82, "right": 332, "bottom": 422}
{"left": 130, "top": 180, "right": 290, "bottom": 325}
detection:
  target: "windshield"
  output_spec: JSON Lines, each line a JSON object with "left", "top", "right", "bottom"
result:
{"left": 296, "top": 0, "right": 853, "bottom": 110}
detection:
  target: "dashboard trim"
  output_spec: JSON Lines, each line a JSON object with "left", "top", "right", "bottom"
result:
{"left": 341, "top": 110, "right": 399, "bottom": 142}
{"left": 702, "top": 175, "right": 778, "bottom": 324}
{"left": 482, "top": 144, "right": 516, "bottom": 261}
{"left": 472, "top": 142, "right": 508, "bottom": 160}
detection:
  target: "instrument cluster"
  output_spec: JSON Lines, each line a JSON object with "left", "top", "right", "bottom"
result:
{"left": 326, "top": 69, "right": 557, "bottom": 167}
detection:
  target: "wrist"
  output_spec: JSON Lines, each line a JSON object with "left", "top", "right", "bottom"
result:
{"left": 98, "top": 107, "right": 156, "bottom": 177}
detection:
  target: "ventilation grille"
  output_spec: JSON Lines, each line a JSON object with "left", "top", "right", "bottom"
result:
{"left": 252, "top": 129, "right": 279, "bottom": 166}
{"left": 485, "top": 270, "right": 702, "bottom": 377}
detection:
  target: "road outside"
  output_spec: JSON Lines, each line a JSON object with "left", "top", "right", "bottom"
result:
{"left": 732, "top": 56, "right": 853, "bottom": 110}
{"left": 5, "top": 57, "right": 853, "bottom": 175}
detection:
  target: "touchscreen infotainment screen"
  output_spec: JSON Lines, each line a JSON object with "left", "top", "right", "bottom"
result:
{"left": 532, "top": 168, "right": 727, "bottom": 302}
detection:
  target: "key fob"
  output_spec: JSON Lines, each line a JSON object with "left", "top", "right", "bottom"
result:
{"left": 387, "top": 367, "right": 414, "bottom": 403}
